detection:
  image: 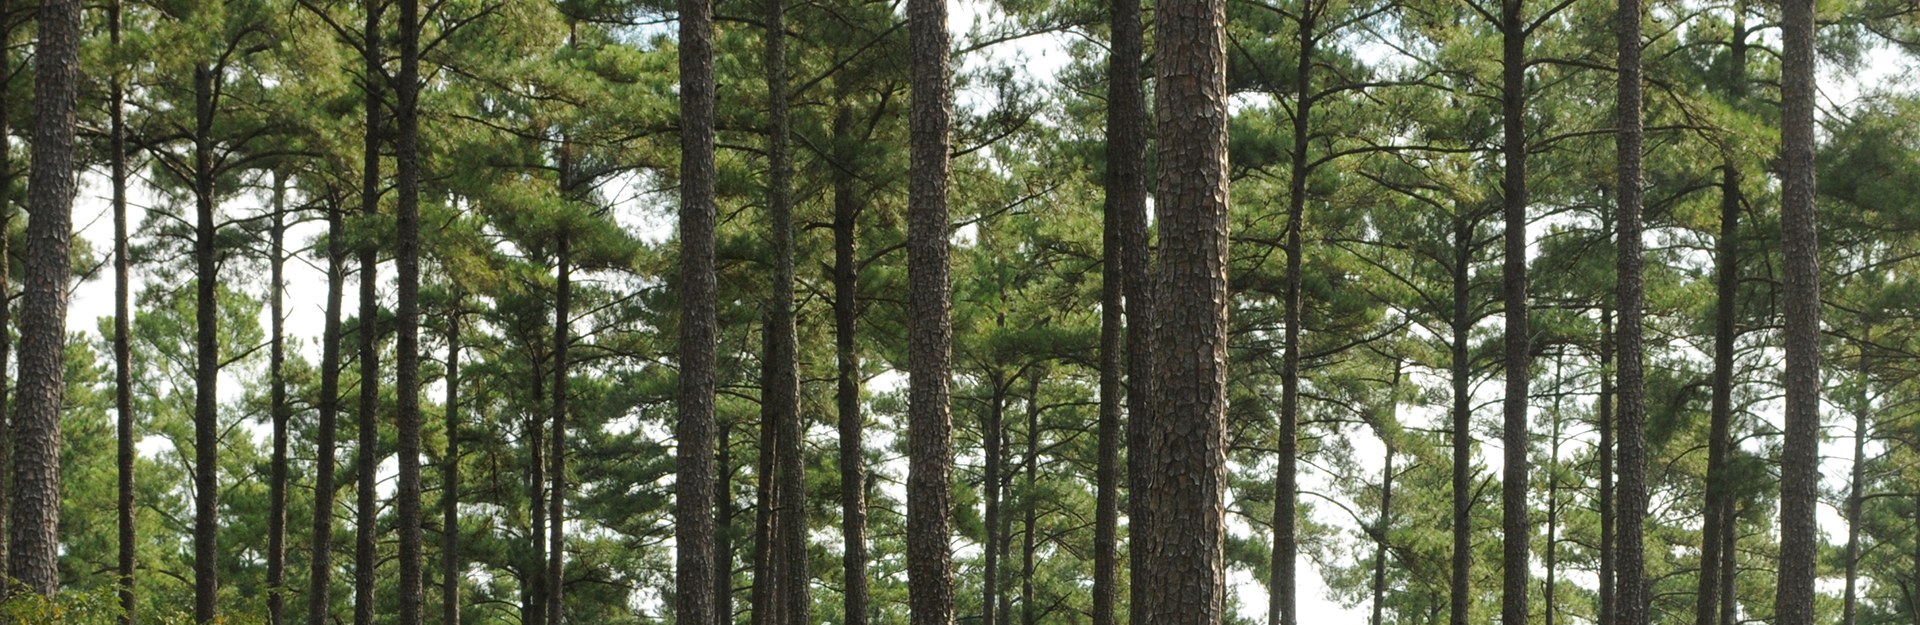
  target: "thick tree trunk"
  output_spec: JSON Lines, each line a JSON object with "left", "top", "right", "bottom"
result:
{"left": 674, "top": 0, "right": 720, "bottom": 621}
{"left": 1498, "top": 0, "right": 1533, "bottom": 622}
{"left": 906, "top": 0, "right": 956, "bottom": 621}
{"left": 192, "top": 62, "right": 222, "bottom": 625}
{"left": 112, "top": 0, "right": 135, "bottom": 618}
{"left": 6, "top": 0, "right": 78, "bottom": 593}
{"left": 984, "top": 372, "right": 1007, "bottom": 625}
{"left": 831, "top": 104, "right": 870, "bottom": 625}
{"left": 547, "top": 237, "right": 571, "bottom": 625}
{"left": 443, "top": 313, "right": 462, "bottom": 625}
{"left": 1448, "top": 209, "right": 1472, "bottom": 625}
{"left": 1142, "top": 0, "right": 1231, "bottom": 619}
{"left": 1614, "top": 1, "right": 1650, "bottom": 625}
{"left": 269, "top": 172, "right": 291, "bottom": 625}
{"left": 1774, "top": 0, "right": 1821, "bottom": 622}
{"left": 1270, "top": 7, "right": 1315, "bottom": 624}
{"left": 353, "top": 0, "right": 385, "bottom": 621}
{"left": 393, "top": 0, "right": 427, "bottom": 616}
{"left": 310, "top": 191, "right": 349, "bottom": 625}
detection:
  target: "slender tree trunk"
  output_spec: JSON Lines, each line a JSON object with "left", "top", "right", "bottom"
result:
{"left": 1697, "top": 7, "right": 1746, "bottom": 610}
{"left": 761, "top": 4, "right": 808, "bottom": 619}
{"left": 1718, "top": 509, "right": 1737, "bottom": 625}
{"left": 1498, "top": 0, "right": 1533, "bottom": 620}
{"left": 675, "top": 0, "right": 719, "bottom": 620}
{"left": 0, "top": 0, "right": 16, "bottom": 584}
{"left": 1545, "top": 368, "right": 1563, "bottom": 625}
{"left": 310, "top": 191, "right": 349, "bottom": 625}
{"left": 1094, "top": 0, "right": 1141, "bottom": 609}
{"left": 1020, "top": 375, "right": 1042, "bottom": 625}
{"left": 547, "top": 237, "right": 571, "bottom": 625}
{"left": 1370, "top": 446, "right": 1393, "bottom": 625}
{"left": 716, "top": 420, "right": 733, "bottom": 625}
{"left": 6, "top": 0, "right": 78, "bottom": 592}
{"left": 1449, "top": 209, "right": 1473, "bottom": 625}
{"left": 750, "top": 320, "right": 783, "bottom": 625}
{"left": 906, "top": 0, "right": 956, "bottom": 620}
{"left": 269, "top": 172, "right": 292, "bottom": 625}
{"left": 1114, "top": 0, "right": 1155, "bottom": 601}
{"left": 1270, "top": 6, "right": 1315, "bottom": 624}
{"left": 1614, "top": 0, "right": 1650, "bottom": 624}
{"left": 831, "top": 104, "right": 870, "bottom": 625}
{"left": 354, "top": 0, "right": 386, "bottom": 621}
{"left": 192, "top": 61, "right": 222, "bottom": 625}
{"left": 1774, "top": 0, "right": 1821, "bottom": 621}
{"left": 1143, "top": 0, "right": 1231, "bottom": 618}
{"left": 112, "top": 0, "right": 135, "bottom": 618}
{"left": 393, "top": 0, "right": 427, "bottom": 615}
{"left": 984, "top": 372, "right": 1007, "bottom": 625}
{"left": 1598, "top": 308, "right": 1614, "bottom": 625}
{"left": 526, "top": 378, "right": 548, "bottom": 625}
{"left": 1842, "top": 338, "right": 1869, "bottom": 625}
{"left": 443, "top": 313, "right": 462, "bottom": 625}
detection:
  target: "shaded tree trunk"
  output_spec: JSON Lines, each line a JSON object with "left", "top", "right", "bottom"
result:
{"left": 984, "top": 372, "right": 1007, "bottom": 625}
{"left": 1697, "top": 9, "right": 1746, "bottom": 615}
{"left": 526, "top": 378, "right": 548, "bottom": 625}
{"left": 1141, "top": 0, "right": 1231, "bottom": 619}
{"left": 309, "top": 190, "right": 349, "bottom": 625}
{"left": 1615, "top": 0, "right": 1650, "bottom": 624}
{"left": 1370, "top": 446, "right": 1393, "bottom": 625}
{"left": 750, "top": 319, "right": 783, "bottom": 625}
{"left": 831, "top": 103, "right": 870, "bottom": 625}
{"left": 1498, "top": 0, "right": 1533, "bottom": 622}
{"left": 1842, "top": 337, "right": 1869, "bottom": 625}
{"left": 1020, "top": 374, "right": 1042, "bottom": 625}
{"left": 763, "top": 1, "right": 808, "bottom": 617}
{"left": 6, "top": 0, "right": 79, "bottom": 593}
{"left": 443, "top": 312, "right": 463, "bottom": 625}
{"left": 1270, "top": 5, "right": 1317, "bottom": 623}
{"left": 393, "top": 0, "right": 427, "bottom": 614}
{"left": 1774, "top": 0, "right": 1821, "bottom": 621}
{"left": 1094, "top": 0, "right": 1142, "bottom": 608}
{"left": 0, "top": 0, "right": 15, "bottom": 584}
{"left": 192, "top": 61, "right": 222, "bottom": 625}
{"left": 268, "top": 172, "right": 291, "bottom": 625}
{"left": 716, "top": 419, "right": 734, "bottom": 625}
{"left": 1598, "top": 307, "right": 1614, "bottom": 625}
{"left": 353, "top": 0, "right": 386, "bottom": 621}
{"left": 673, "top": 0, "right": 720, "bottom": 620}
{"left": 1449, "top": 208, "right": 1473, "bottom": 625}
{"left": 906, "top": 0, "right": 956, "bottom": 620}
{"left": 112, "top": 0, "right": 134, "bottom": 618}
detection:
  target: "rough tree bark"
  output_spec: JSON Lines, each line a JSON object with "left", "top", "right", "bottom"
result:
{"left": 1615, "top": 1, "right": 1650, "bottom": 625}
{"left": 353, "top": 0, "right": 385, "bottom": 621}
{"left": 906, "top": 0, "right": 956, "bottom": 620}
{"left": 192, "top": 61, "right": 222, "bottom": 625}
{"left": 764, "top": 0, "right": 809, "bottom": 618}
{"left": 1141, "top": 0, "right": 1232, "bottom": 619}
{"left": 393, "top": 0, "right": 428, "bottom": 614}
{"left": 1498, "top": 0, "right": 1533, "bottom": 622}
{"left": 832, "top": 103, "right": 870, "bottom": 625}
{"left": 1773, "top": 0, "right": 1820, "bottom": 622}
{"left": 674, "top": 0, "right": 720, "bottom": 621}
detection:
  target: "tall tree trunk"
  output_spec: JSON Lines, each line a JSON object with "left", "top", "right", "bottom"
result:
{"left": 1545, "top": 366, "right": 1563, "bottom": 625}
{"left": 0, "top": 0, "right": 16, "bottom": 584}
{"left": 353, "top": 0, "right": 385, "bottom": 620}
{"left": 269, "top": 172, "right": 291, "bottom": 625}
{"left": 1142, "top": 0, "right": 1231, "bottom": 618}
{"left": 192, "top": 61, "right": 222, "bottom": 625}
{"left": 1697, "top": 9, "right": 1746, "bottom": 617}
{"left": 310, "top": 190, "right": 349, "bottom": 625}
{"left": 762, "top": 3, "right": 808, "bottom": 619}
{"left": 1498, "top": 0, "right": 1533, "bottom": 621}
{"left": 1841, "top": 337, "right": 1869, "bottom": 625}
{"left": 750, "top": 320, "right": 783, "bottom": 625}
{"left": 1598, "top": 308, "right": 1614, "bottom": 625}
{"left": 112, "top": 0, "right": 135, "bottom": 618}
{"left": 674, "top": 0, "right": 720, "bottom": 620}
{"left": 1094, "top": 0, "right": 1140, "bottom": 608}
{"left": 1020, "top": 374, "right": 1042, "bottom": 625}
{"left": 984, "top": 372, "right": 1007, "bottom": 625}
{"left": 443, "top": 312, "right": 462, "bottom": 625}
{"left": 1448, "top": 208, "right": 1473, "bottom": 625}
{"left": 7, "top": 0, "right": 78, "bottom": 593}
{"left": 906, "top": 0, "right": 956, "bottom": 620}
{"left": 393, "top": 0, "right": 427, "bottom": 615}
{"left": 1269, "top": 5, "right": 1315, "bottom": 623}
{"left": 831, "top": 104, "right": 869, "bottom": 625}
{"left": 1113, "top": 0, "right": 1154, "bottom": 602}
{"left": 1718, "top": 508, "right": 1737, "bottom": 625}
{"left": 1614, "top": 0, "right": 1650, "bottom": 624}
{"left": 547, "top": 237, "right": 571, "bottom": 625}
{"left": 1774, "top": 0, "right": 1821, "bottom": 621}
